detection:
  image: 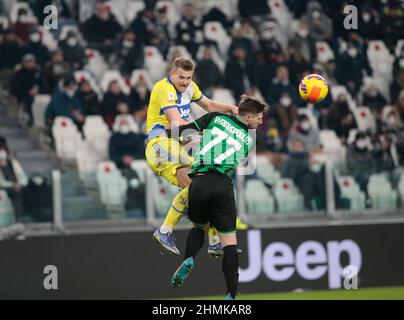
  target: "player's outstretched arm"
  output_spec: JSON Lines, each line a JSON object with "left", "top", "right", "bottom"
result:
{"left": 196, "top": 96, "right": 238, "bottom": 115}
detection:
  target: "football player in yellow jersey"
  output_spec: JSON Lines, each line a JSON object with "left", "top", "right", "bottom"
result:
{"left": 146, "top": 57, "right": 238, "bottom": 256}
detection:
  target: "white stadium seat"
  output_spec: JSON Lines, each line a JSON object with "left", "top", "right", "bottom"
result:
{"left": 144, "top": 46, "right": 167, "bottom": 83}
{"left": 52, "top": 117, "right": 82, "bottom": 161}
{"left": 112, "top": 114, "right": 140, "bottom": 133}
{"left": 97, "top": 161, "right": 128, "bottom": 208}
{"left": 353, "top": 106, "right": 376, "bottom": 134}
{"left": 211, "top": 88, "right": 236, "bottom": 105}
{"left": 246, "top": 179, "right": 275, "bottom": 216}
{"left": 130, "top": 69, "right": 154, "bottom": 91}
{"left": 367, "top": 174, "right": 398, "bottom": 209}
{"left": 83, "top": 49, "right": 109, "bottom": 82}
{"left": 336, "top": 175, "right": 366, "bottom": 210}
{"left": 32, "top": 94, "right": 51, "bottom": 129}
{"left": 203, "top": 22, "right": 231, "bottom": 57}
{"left": 315, "top": 41, "right": 335, "bottom": 63}
{"left": 83, "top": 115, "right": 111, "bottom": 159}
{"left": 76, "top": 140, "right": 104, "bottom": 187}
{"left": 100, "top": 70, "right": 131, "bottom": 95}
{"left": 274, "top": 179, "right": 305, "bottom": 213}
{"left": 0, "top": 190, "right": 16, "bottom": 226}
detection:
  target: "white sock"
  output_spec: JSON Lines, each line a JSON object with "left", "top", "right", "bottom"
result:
{"left": 209, "top": 235, "right": 220, "bottom": 246}
{"left": 160, "top": 224, "right": 173, "bottom": 234}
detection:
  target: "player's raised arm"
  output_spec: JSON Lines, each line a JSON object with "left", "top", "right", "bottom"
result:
{"left": 196, "top": 95, "right": 239, "bottom": 115}
{"left": 164, "top": 107, "right": 190, "bottom": 127}
{"left": 166, "top": 112, "right": 219, "bottom": 137}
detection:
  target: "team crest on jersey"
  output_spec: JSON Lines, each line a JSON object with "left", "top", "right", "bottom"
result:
{"left": 168, "top": 92, "right": 175, "bottom": 102}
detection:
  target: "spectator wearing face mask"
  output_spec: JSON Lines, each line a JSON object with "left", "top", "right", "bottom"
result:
{"left": 42, "top": 50, "right": 71, "bottom": 94}
{"left": 10, "top": 54, "right": 43, "bottom": 126}
{"left": 346, "top": 132, "right": 376, "bottom": 192}
{"left": 12, "top": 8, "right": 36, "bottom": 42}
{"left": 108, "top": 117, "right": 145, "bottom": 170}
{"left": 101, "top": 80, "right": 130, "bottom": 128}
{"left": 281, "top": 138, "right": 326, "bottom": 210}
{"left": 24, "top": 173, "right": 53, "bottom": 222}
{"left": 301, "top": 1, "right": 333, "bottom": 41}
{"left": 335, "top": 43, "right": 372, "bottom": 98}
{"left": 0, "top": 30, "right": 23, "bottom": 72}
{"left": 59, "top": 31, "right": 86, "bottom": 70}
{"left": 112, "top": 29, "right": 144, "bottom": 76}
{"left": 81, "top": 3, "right": 122, "bottom": 57}
{"left": 77, "top": 80, "right": 101, "bottom": 116}
{"left": 288, "top": 114, "right": 321, "bottom": 153}
{"left": 362, "top": 81, "right": 387, "bottom": 119}
{"left": 23, "top": 29, "right": 50, "bottom": 67}
{"left": 0, "top": 137, "right": 28, "bottom": 221}
{"left": 259, "top": 20, "right": 286, "bottom": 65}
{"left": 266, "top": 65, "right": 295, "bottom": 105}
{"left": 358, "top": 5, "right": 382, "bottom": 42}
{"left": 225, "top": 45, "right": 257, "bottom": 102}
{"left": 326, "top": 93, "right": 357, "bottom": 141}
{"left": 45, "top": 76, "right": 84, "bottom": 128}
{"left": 372, "top": 133, "right": 401, "bottom": 187}
{"left": 275, "top": 92, "right": 298, "bottom": 137}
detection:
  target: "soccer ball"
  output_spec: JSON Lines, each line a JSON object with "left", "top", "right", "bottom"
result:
{"left": 298, "top": 74, "right": 329, "bottom": 104}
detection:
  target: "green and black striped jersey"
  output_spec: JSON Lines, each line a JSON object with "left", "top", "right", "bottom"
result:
{"left": 167, "top": 112, "right": 253, "bottom": 177}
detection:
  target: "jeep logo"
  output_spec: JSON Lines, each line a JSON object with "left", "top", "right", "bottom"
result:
{"left": 239, "top": 230, "right": 362, "bottom": 289}
{"left": 179, "top": 107, "right": 190, "bottom": 119}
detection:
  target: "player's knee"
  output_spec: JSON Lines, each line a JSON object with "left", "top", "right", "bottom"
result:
{"left": 219, "top": 233, "right": 237, "bottom": 247}
{"left": 176, "top": 167, "right": 192, "bottom": 188}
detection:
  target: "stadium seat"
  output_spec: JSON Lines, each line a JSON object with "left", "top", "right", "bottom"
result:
{"left": 38, "top": 26, "right": 58, "bottom": 51}
{"left": 125, "top": 0, "right": 146, "bottom": 25}
{"left": 0, "top": 16, "right": 10, "bottom": 30}
{"left": 203, "top": 22, "right": 231, "bottom": 57}
{"left": 83, "top": 115, "right": 111, "bottom": 159}
{"left": 100, "top": 70, "right": 131, "bottom": 95}
{"left": 156, "top": 1, "right": 181, "bottom": 28}
{"left": 269, "top": 0, "right": 293, "bottom": 36}
{"left": 166, "top": 45, "right": 192, "bottom": 62}
{"left": 298, "top": 107, "right": 319, "bottom": 129}
{"left": 367, "top": 174, "right": 398, "bottom": 209}
{"left": 367, "top": 41, "right": 394, "bottom": 100}
{"left": 315, "top": 41, "right": 335, "bottom": 63}
{"left": 76, "top": 140, "right": 103, "bottom": 188}
{"left": 255, "top": 156, "right": 280, "bottom": 186}
{"left": 74, "top": 70, "right": 102, "bottom": 97}
{"left": 32, "top": 94, "right": 51, "bottom": 129}
{"left": 149, "top": 174, "right": 180, "bottom": 217}
{"left": 0, "top": 190, "right": 16, "bottom": 227}
{"left": 96, "top": 161, "right": 128, "bottom": 209}
{"left": 211, "top": 88, "right": 236, "bottom": 105}
{"left": 58, "top": 24, "right": 83, "bottom": 41}
{"left": 274, "top": 179, "right": 305, "bottom": 214}
{"left": 319, "top": 130, "right": 345, "bottom": 169}
{"left": 143, "top": 46, "right": 167, "bottom": 83}
{"left": 130, "top": 160, "right": 149, "bottom": 184}
{"left": 52, "top": 117, "right": 82, "bottom": 161}
{"left": 352, "top": 106, "right": 376, "bottom": 134}
{"left": 336, "top": 175, "right": 366, "bottom": 210}
{"left": 104, "top": 0, "right": 128, "bottom": 27}
{"left": 129, "top": 69, "right": 154, "bottom": 90}
{"left": 112, "top": 114, "right": 140, "bottom": 133}
{"left": 245, "top": 179, "right": 275, "bottom": 216}
{"left": 10, "top": 2, "right": 37, "bottom": 24}
{"left": 83, "top": 49, "right": 109, "bottom": 82}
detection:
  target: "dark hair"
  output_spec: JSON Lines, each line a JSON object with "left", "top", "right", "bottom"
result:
{"left": 238, "top": 95, "right": 269, "bottom": 115}
{"left": 0, "top": 135, "right": 9, "bottom": 153}
{"left": 172, "top": 57, "right": 195, "bottom": 71}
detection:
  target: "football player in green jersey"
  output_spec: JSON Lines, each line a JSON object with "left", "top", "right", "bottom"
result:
{"left": 167, "top": 95, "right": 269, "bottom": 300}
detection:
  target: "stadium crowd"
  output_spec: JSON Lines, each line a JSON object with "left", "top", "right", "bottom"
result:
{"left": 0, "top": 0, "right": 404, "bottom": 219}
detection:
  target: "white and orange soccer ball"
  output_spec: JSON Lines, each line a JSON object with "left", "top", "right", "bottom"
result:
{"left": 298, "top": 74, "right": 329, "bottom": 104}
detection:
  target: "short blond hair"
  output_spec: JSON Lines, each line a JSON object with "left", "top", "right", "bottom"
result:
{"left": 172, "top": 57, "right": 195, "bottom": 71}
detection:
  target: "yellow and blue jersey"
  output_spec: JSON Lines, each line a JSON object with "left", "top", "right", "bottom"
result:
{"left": 146, "top": 76, "right": 203, "bottom": 139}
